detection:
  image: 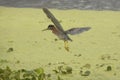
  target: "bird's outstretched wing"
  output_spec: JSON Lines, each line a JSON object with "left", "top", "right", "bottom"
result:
{"left": 65, "top": 27, "right": 91, "bottom": 35}
{"left": 43, "top": 8, "right": 65, "bottom": 32}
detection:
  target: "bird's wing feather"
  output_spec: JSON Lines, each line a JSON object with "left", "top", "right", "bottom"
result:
{"left": 43, "top": 8, "right": 65, "bottom": 32}
{"left": 65, "top": 27, "right": 91, "bottom": 35}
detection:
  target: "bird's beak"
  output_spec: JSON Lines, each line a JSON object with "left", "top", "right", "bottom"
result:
{"left": 42, "top": 28, "right": 49, "bottom": 31}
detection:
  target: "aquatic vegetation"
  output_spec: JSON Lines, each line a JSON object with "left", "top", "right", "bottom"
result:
{"left": 0, "top": 66, "right": 11, "bottom": 80}
{"left": 0, "top": 67, "right": 51, "bottom": 80}
{"left": 0, "top": 66, "right": 66, "bottom": 80}
{"left": 106, "top": 66, "right": 112, "bottom": 71}
{"left": 57, "top": 75, "right": 63, "bottom": 80}
{"left": 7, "top": 47, "right": 14, "bottom": 52}
{"left": 80, "top": 70, "right": 91, "bottom": 76}
{"left": 0, "top": 59, "right": 9, "bottom": 63}
{"left": 53, "top": 66, "right": 72, "bottom": 74}
{"left": 82, "top": 64, "right": 91, "bottom": 69}
{"left": 0, "top": 7, "right": 120, "bottom": 80}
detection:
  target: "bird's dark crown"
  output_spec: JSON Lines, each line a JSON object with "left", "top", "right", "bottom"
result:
{"left": 48, "top": 24, "right": 55, "bottom": 30}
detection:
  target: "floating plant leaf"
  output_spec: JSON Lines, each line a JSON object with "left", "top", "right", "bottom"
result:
{"left": 53, "top": 70, "right": 59, "bottom": 73}
{"left": 7, "top": 47, "right": 14, "bottom": 52}
{"left": 34, "top": 67, "right": 44, "bottom": 75}
{"left": 80, "top": 70, "right": 91, "bottom": 76}
{"left": 53, "top": 66, "right": 72, "bottom": 75}
{"left": 65, "top": 66, "right": 72, "bottom": 74}
{"left": 106, "top": 66, "right": 112, "bottom": 71}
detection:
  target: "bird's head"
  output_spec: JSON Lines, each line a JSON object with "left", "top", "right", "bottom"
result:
{"left": 42, "top": 24, "right": 55, "bottom": 31}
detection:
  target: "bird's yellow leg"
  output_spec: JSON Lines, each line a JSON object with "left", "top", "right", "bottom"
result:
{"left": 64, "top": 40, "right": 69, "bottom": 51}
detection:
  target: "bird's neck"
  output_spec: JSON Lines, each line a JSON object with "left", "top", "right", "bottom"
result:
{"left": 51, "top": 28, "right": 59, "bottom": 35}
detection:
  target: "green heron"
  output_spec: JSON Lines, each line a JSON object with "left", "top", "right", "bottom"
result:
{"left": 42, "top": 8, "right": 91, "bottom": 51}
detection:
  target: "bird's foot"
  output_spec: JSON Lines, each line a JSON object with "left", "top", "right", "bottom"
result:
{"left": 64, "top": 40, "right": 69, "bottom": 52}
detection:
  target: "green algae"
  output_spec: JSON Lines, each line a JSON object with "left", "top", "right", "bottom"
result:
{"left": 0, "top": 6, "right": 120, "bottom": 80}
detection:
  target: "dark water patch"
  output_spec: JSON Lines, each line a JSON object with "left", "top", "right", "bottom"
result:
{"left": 0, "top": 0, "right": 120, "bottom": 11}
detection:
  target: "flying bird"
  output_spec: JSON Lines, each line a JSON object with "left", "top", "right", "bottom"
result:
{"left": 42, "top": 8, "right": 91, "bottom": 51}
